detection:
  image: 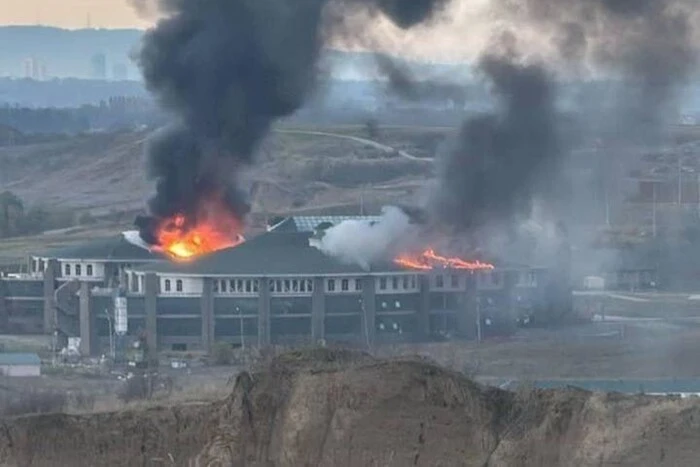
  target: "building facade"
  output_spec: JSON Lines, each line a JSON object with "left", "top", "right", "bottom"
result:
{"left": 0, "top": 217, "right": 559, "bottom": 356}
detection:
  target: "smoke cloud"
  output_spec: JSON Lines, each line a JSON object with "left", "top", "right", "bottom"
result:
{"left": 134, "top": 0, "right": 449, "bottom": 244}
{"left": 315, "top": 206, "right": 415, "bottom": 270}
{"left": 429, "top": 50, "right": 557, "bottom": 233}
{"left": 493, "top": 0, "right": 700, "bottom": 133}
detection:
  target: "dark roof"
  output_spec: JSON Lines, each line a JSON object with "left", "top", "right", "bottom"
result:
{"left": 40, "top": 235, "right": 166, "bottom": 262}
{"left": 268, "top": 215, "right": 383, "bottom": 233}
{"left": 0, "top": 353, "right": 40, "bottom": 365}
{"left": 134, "top": 231, "right": 409, "bottom": 276}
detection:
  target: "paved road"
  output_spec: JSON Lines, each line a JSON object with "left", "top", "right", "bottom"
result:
{"left": 274, "top": 128, "right": 431, "bottom": 162}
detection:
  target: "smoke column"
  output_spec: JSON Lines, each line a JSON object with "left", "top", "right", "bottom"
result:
{"left": 429, "top": 49, "right": 557, "bottom": 233}
{"left": 133, "top": 0, "right": 449, "bottom": 245}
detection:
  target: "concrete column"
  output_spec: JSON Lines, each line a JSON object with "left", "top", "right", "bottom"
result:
{"left": 78, "top": 282, "right": 96, "bottom": 356}
{"left": 144, "top": 273, "right": 158, "bottom": 361}
{"left": 311, "top": 277, "right": 325, "bottom": 344}
{"left": 361, "top": 276, "right": 376, "bottom": 348}
{"left": 415, "top": 275, "right": 431, "bottom": 341}
{"left": 43, "top": 259, "right": 58, "bottom": 333}
{"left": 258, "top": 277, "right": 271, "bottom": 347}
{"left": 458, "top": 272, "right": 478, "bottom": 339}
{"left": 503, "top": 270, "right": 519, "bottom": 327}
{"left": 0, "top": 280, "right": 9, "bottom": 333}
{"left": 200, "top": 278, "right": 215, "bottom": 352}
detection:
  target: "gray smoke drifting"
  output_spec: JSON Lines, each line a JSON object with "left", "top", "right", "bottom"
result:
{"left": 315, "top": 206, "right": 415, "bottom": 270}
{"left": 429, "top": 51, "right": 557, "bottom": 233}
{"left": 374, "top": 53, "right": 467, "bottom": 103}
{"left": 494, "top": 0, "right": 700, "bottom": 134}
{"left": 134, "top": 0, "right": 448, "bottom": 244}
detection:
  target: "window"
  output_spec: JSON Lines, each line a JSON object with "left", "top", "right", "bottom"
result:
{"left": 341, "top": 279, "right": 349, "bottom": 291}
{"left": 176, "top": 280, "right": 183, "bottom": 292}
{"left": 450, "top": 274, "right": 459, "bottom": 288}
{"left": 86, "top": 264, "right": 93, "bottom": 276}
{"left": 327, "top": 279, "right": 336, "bottom": 292}
{"left": 410, "top": 275, "right": 417, "bottom": 289}
{"left": 391, "top": 277, "right": 398, "bottom": 290}
{"left": 75, "top": 264, "right": 82, "bottom": 276}
{"left": 435, "top": 275, "right": 444, "bottom": 288}
{"left": 269, "top": 281, "right": 276, "bottom": 293}
{"left": 245, "top": 280, "right": 252, "bottom": 293}
{"left": 219, "top": 280, "right": 226, "bottom": 292}
{"left": 403, "top": 276, "right": 409, "bottom": 289}
{"left": 213, "top": 280, "right": 219, "bottom": 293}
{"left": 64, "top": 264, "right": 71, "bottom": 276}
{"left": 307, "top": 280, "right": 313, "bottom": 292}
{"left": 292, "top": 280, "right": 299, "bottom": 292}
{"left": 230, "top": 280, "right": 236, "bottom": 292}
{"left": 379, "top": 277, "right": 387, "bottom": 290}
{"left": 275, "top": 280, "right": 282, "bottom": 293}
{"left": 253, "top": 280, "right": 259, "bottom": 293}
{"left": 355, "top": 278, "right": 363, "bottom": 291}
{"left": 300, "top": 280, "right": 306, "bottom": 292}
{"left": 164, "top": 279, "right": 171, "bottom": 292}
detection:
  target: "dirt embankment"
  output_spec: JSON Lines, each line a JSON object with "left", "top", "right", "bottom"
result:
{"left": 2, "top": 349, "right": 700, "bottom": 466}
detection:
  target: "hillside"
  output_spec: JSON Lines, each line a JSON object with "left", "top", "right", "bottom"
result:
{"left": 0, "top": 125, "right": 443, "bottom": 217}
{"left": 1, "top": 349, "right": 699, "bottom": 466}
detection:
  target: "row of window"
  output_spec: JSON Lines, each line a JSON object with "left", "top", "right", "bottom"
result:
{"left": 377, "top": 275, "right": 418, "bottom": 292}
{"left": 64, "top": 263, "right": 94, "bottom": 277}
{"left": 327, "top": 278, "right": 362, "bottom": 293}
{"left": 163, "top": 279, "right": 184, "bottom": 293}
{"left": 215, "top": 279, "right": 261, "bottom": 294}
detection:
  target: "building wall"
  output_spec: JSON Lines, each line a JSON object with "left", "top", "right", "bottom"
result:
{"left": 0, "top": 364, "right": 40, "bottom": 377}
{"left": 59, "top": 261, "right": 106, "bottom": 282}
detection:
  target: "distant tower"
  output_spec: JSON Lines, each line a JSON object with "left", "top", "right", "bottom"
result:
{"left": 90, "top": 53, "right": 107, "bottom": 80}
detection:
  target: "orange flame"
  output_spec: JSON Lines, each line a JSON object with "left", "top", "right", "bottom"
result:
{"left": 394, "top": 248, "right": 494, "bottom": 271}
{"left": 155, "top": 197, "right": 244, "bottom": 260}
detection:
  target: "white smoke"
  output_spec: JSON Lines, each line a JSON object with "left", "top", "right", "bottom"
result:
{"left": 314, "top": 206, "right": 416, "bottom": 270}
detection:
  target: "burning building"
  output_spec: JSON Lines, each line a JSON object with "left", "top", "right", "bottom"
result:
{"left": 0, "top": 216, "right": 561, "bottom": 355}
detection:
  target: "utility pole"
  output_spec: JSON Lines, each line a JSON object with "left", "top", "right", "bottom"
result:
{"left": 652, "top": 182, "right": 657, "bottom": 238}
{"left": 678, "top": 155, "right": 683, "bottom": 206}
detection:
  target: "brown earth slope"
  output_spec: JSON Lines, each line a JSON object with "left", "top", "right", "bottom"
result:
{"left": 2, "top": 349, "right": 700, "bottom": 466}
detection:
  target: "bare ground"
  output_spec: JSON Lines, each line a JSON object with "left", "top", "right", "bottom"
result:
{"left": 1, "top": 348, "right": 700, "bottom": 466}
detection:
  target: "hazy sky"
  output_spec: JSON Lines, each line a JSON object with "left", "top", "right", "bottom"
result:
{"left": 0, "top": 0, "right": 150, "bottom": 29}
{"left": 0, "top": 0, "right": 490, "bottom": 60}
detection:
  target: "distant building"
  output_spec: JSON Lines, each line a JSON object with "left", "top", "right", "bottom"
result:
{"left": 22, "top": 58, "right": 47, "bottom": 81}
{"left": 111, "top": 63, "right": 128, "bottom": 81}
{"left": 90, "top": 53, "right": 107, "bottom": 80}
{"left": 0, "top": 353, "right": 41, "bottom": 377}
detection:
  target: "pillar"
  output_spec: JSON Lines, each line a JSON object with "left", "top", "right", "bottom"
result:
{"left": 258, "top": 277, "right": 271, "bottom": 347}
{"left": 78, "top": 282, "right": 96, "bottom": 356}
{"left": 43, "top": 259, "right": 58, "bottom": 333}
{"left": 0, "top": 279, "right": 9, "bottom": 333}
{"left": 201, "top": 278, "right": 215, "bottom": 352}
{"left": 361, "top": 276, "right": 376, "bottom": 348}
{"left": 311, "top": 277, "right": 325, "bottom": 344}
{"left": 457, "top": 272, "right": 478, "bottom": 339}
{"left": 144, "top": 273, "right": 158, "bottom": 361}
{"left": 415, "top": 274, "right": 431, "bottom": 341}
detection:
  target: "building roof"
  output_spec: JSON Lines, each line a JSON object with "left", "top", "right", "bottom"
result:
{"left": 268, "top": 215, "right": 383, "bottom": 233}
{"left": 0, "top": 353, "right": 41, "bottom": 365}
{"left": 134, "top": 231, "right": 407, "bottom": 277}
{"left": 39, "top": 234, "right": 166, "bottom": 262}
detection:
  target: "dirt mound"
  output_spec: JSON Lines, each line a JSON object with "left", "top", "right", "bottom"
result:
{"left": 196, "top": 349, "right": 700, "bottom": 467}
{"left": 2, "top": 349, "right": 700, "bottom": 466}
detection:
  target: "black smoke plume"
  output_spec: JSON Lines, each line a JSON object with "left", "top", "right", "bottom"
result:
{"left": 134, "top": 0, "right": 448, "bottom": 245}
{"left": 429, "top": 50, "right": 557, "bottom": 233}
